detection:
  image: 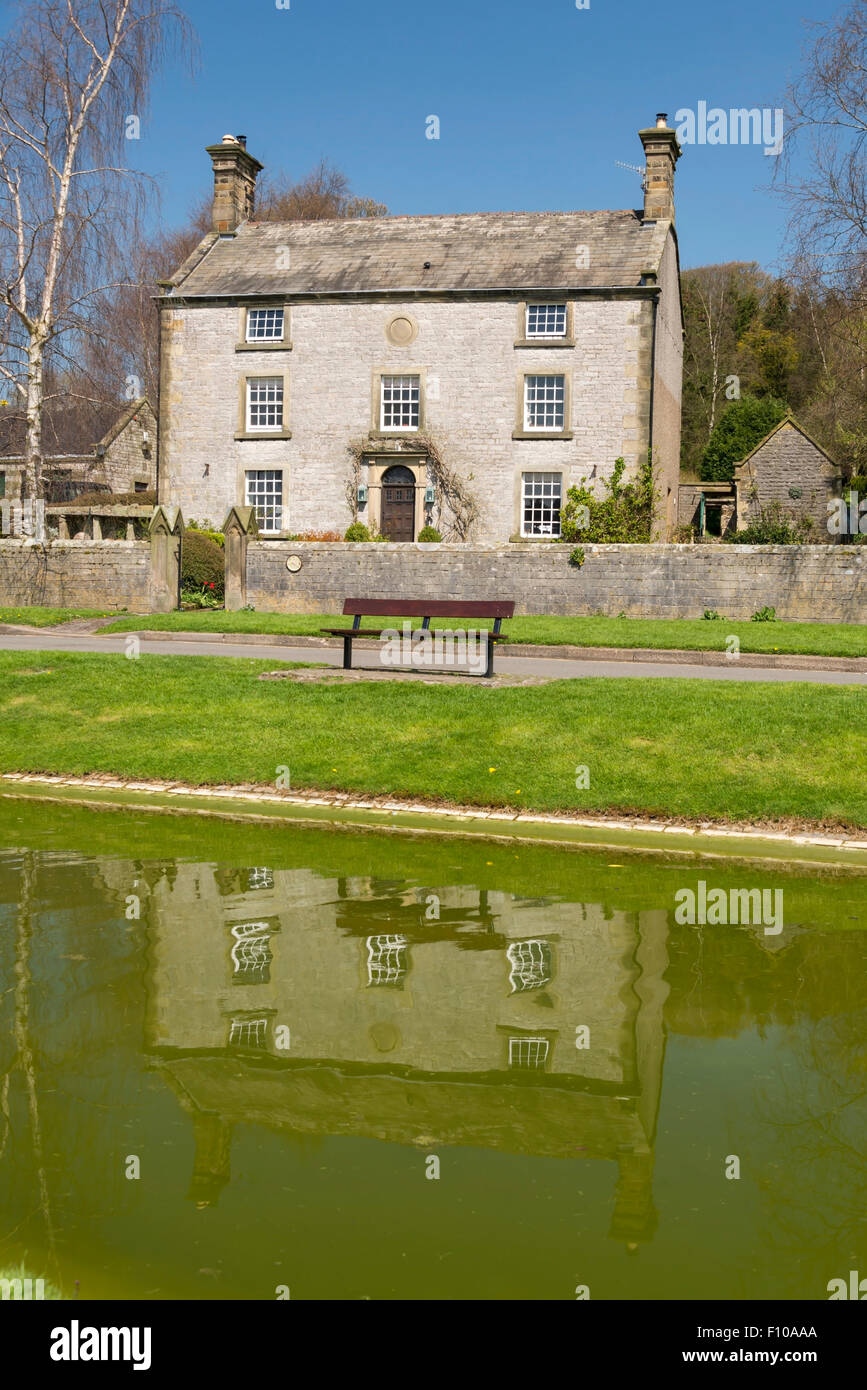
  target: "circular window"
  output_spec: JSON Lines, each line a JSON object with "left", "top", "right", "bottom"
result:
{"left": 385, "top": 314, "right": 417, "bottom": 346}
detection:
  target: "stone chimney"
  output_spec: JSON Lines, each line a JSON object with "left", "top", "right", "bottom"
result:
{"left": 206, "top": 134, "right": 264, "bottom": 234}
{"left": 638, "top": 113, "right": 681, "bottom": 222}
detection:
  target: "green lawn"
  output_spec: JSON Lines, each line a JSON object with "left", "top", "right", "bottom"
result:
{"left": 3, "top": 604, "right": 866, "bottom": 657}
{"left": 0, "top": 651, "right": 863, "bottom": 829}
{"left": 0, "top": 605, "right": 116, "bottom": 626}
{"left": 97, "top": 610, "right": 867, "bottom": 658}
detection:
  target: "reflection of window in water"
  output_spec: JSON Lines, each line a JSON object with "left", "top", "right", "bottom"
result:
{"left": 366, "top": 934, "right": 408, "bottom": 986}
{"left": 230, "top": 922, "right": 273, "bottom": 984}
{"left": 507, "top": 939, "right": 553, "bottom": 992}
{"left": 509, "top": 1037, "right": 549, "bottom": 1070}
{"left": 246, "top": 867, "right": 274, "bottom": 892}
{"left": 228, "top": 1017, "right": 269, "bottom": 1050}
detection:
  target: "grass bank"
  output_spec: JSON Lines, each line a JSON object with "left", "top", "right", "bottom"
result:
{"left": 0, "top": 605, "right": 114, "bottom": 626}
{"left": 98, "top": 610, "right": 867, "bottom": 658}
{"left": 0, "top": 651, "right": 863, "bottom": 829}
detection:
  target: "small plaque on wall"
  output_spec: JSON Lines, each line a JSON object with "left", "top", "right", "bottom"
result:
{"left": 286, "top": 555, "right": 302, "bottom": 573}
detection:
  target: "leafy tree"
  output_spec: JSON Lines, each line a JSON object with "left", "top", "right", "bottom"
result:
{"left": 680, "top": 262, "right": 767, "bottom": 474}
{"left": 699, "top": 395, "right": 788, "bottom": 482}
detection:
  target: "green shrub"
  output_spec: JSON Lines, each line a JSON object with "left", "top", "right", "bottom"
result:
{"left": 181, "top": 530, "right": 224, "bottom": 598}
{"left": 703, "top": 609, "right": 722, "bottom": 620}
{"left": 417, "top": 525, "right": 442, "bottom": 542}
{"left": 187, "top": 519, "right": 225, "bottom": 549}
{"left": 733, "top": 502, "right": 812, "bottom": 545}
{"left": 569, "top": 546, "right": 585, "bottom": 567}
{"left": 181, "top": 585, "right": 222, "bottom": 609}
{"left": 344, "top": 522, "right": 371, "bottom": 542}
{"left": 699, "top": 395, "right": 788, "bottom": 482}
{"left": 751, "top": 606, "right": 777, "bottom": 622}
{"left": 560, "top": 453, "right": 657, "bottom": 544}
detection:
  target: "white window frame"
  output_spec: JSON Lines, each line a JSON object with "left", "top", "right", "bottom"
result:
{"left": 229, "top": 1017, "right": 269, "bottom": 1050}
{"left": 507, "top": 939, "right": 553, "bottom": 993}
{"left": 366, "top": 933, "right": 408, "bottom": 986}
{"left": 246, "top": 376, "right": 284, "bottom": 432}
{"left": 380, "top": 375, "right": 420, "bottom": 432}
{"left": 245, "top": 470, "right": 284, "bottom": 534}
{"left": 230, "top": 921, "right": 273, "bottom": 980}
{"left": 521, "top": 472, "right": 562, "bottom": 538}
{"left": 508, "top": 1037, "right": 550, "bottom": 1070}
{"left": 523, "top": 374, "right": 566, "bottom": 432}
{"left": 526, "top": 303, "right": 567, "bottom": 339}
{"left": 246, "top": 307, "right": 285, "bottom": 343}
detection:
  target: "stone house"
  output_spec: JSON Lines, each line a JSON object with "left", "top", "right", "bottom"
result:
{"left": 157, "top": 118, "right": 684, "bottom": 542}
{"left": 0, "top": 397, "right": 157, "bottom": 503}
{"left": 138, "top": 855, "right": 664, "bottom": 1242}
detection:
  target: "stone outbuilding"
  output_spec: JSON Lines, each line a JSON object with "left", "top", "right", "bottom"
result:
{"left": 678, "top": 415, "right": 843, "bottom": 540}
{"left": 734, "top": 416, "right": 841, "bottom": 537}
{"left": 0, "top": 397, "right": 157, "bottom": 503}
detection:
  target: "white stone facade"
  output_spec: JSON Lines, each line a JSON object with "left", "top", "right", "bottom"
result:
{"left": 159, "top": 266, "right": 681, "bottom": 542}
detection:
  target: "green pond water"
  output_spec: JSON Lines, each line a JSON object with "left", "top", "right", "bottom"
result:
{"left": 0, "top": 799, "right": 865, "bottom": 1302}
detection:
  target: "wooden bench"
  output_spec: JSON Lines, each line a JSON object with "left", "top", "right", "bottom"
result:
{"left": 321, "top": 599, "right": 515, "bottom": 678}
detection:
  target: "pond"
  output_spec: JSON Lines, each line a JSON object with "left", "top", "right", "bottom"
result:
{"left": 0, "top": 799, "right": 865, "bottom": 1301}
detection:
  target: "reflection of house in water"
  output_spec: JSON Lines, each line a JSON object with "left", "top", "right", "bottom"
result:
{"left": 144, "top": 862, "right": 669, "bottom": 1247}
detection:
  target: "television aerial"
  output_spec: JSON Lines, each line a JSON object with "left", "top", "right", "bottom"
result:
{"left": 615, "top": 160, "right": 646, "bottom": 190}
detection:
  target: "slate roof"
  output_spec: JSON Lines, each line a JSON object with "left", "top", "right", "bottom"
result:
{"left": 167, "top": 210, "right": 672, "bottom": 298}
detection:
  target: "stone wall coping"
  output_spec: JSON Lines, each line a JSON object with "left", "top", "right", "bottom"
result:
{"left": 45, "top": 504, "right": 154, "bottom": 517}
{"left": 0, "top": 538, "right": 144, "bottom": 549}
{"left": 248, "top": 539, "right": 863, "bottom": 556}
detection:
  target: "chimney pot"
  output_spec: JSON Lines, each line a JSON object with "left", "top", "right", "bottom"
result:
{"left": 656, "top": 113, "right": 668, "bottom": 128}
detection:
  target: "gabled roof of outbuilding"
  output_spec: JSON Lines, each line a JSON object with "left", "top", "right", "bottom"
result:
{"left": 96, "top": 397, "right": 154, "bottom": 449}
{"left": 733, "top": 415, "right": 840, "bottom": 474}
{"left": 165, "top": 210, "right": 673, "bottom": 298}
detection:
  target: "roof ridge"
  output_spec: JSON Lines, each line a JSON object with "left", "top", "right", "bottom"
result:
{"left": 244, "top": 208, "right": 643, "bottom": 229}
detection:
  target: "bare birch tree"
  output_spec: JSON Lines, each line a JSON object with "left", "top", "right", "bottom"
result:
{"left": 0, "top": 0, "right": 193, "bottom": 504}
{"left": 777, "top": 0, "right": 867, "bottom": 283}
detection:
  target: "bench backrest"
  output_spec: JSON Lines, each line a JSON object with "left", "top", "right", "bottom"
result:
{"left": 342, "top": 598, "right": 515, "bottom": 619}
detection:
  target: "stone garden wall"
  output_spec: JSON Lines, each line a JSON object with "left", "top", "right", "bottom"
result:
{"left": 242, "top": 540, "right": 866, "bottom": 623}
{"left": 0, "top": 540, "right": 154, "bottom": 612}
{"left": 0, "top": 510, "right": 182, "bottom": 613}
{"left": 3, "top": 524, "right": 862, "bottom": 624}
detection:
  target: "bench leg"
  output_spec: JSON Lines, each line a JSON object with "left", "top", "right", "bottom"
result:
{"left": 484, "top": 633, "right": 494, "bottom": 679}
{"left": 343, "top": 636, "right": 352, "bottom": 670}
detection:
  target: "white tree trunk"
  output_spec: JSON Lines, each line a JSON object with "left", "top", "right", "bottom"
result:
{"left": 24, "top": 328, "right": 47, "bottom": 505}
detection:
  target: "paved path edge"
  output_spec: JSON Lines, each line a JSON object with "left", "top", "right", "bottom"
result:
{"left": 2, "top": 772, "right": 866, "bottom": 870}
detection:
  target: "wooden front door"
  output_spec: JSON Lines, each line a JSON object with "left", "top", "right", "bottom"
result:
{"left": 380, "top": 465, "right": 416, "bottom": 541}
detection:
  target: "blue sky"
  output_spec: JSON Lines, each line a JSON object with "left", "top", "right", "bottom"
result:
{"left": 36, "top": 0, "right": 856, "bottom": 270}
